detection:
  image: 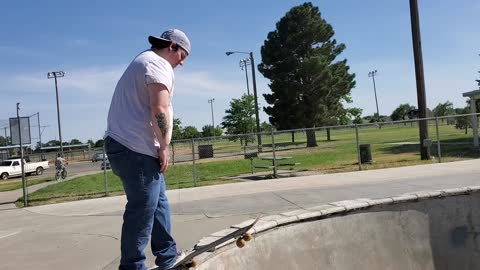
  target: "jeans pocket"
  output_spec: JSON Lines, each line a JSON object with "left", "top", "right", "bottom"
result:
{"left": 105, "top": 137, "right": 129, "bottom": 157}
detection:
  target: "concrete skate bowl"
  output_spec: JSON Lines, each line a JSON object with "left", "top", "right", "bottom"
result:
{"left": 193, "top": 187, "right": 480, "bottom": 270}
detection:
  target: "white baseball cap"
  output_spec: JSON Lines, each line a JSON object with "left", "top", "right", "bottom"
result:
{"left": 148, "top": 29, "right": 191, "bottom": 55}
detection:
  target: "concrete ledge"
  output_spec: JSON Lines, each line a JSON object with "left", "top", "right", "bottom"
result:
{"left": 192, "top": 186, "right": 480, "bottom": 262}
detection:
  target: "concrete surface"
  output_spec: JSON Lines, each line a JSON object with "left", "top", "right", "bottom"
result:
{"left": 195, "top": 188, "right": 480, "bottom": 270}
{"left": 0, "top": 159, "right": 479, "bottom": 269}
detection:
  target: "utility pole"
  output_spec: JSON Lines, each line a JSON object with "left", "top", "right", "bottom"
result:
{"left": 368, "top": 70, "right": 380, "bottom": 123}
{"left": 208, "top": 98, "right": 215, "bottom": 136}
{"left": 239, "top": 59, "right": 251, "bottom": 95}
{"left": 226, "top": 51, "right": 262, "bottom": 149}
{"left": 409, "top": 0, "right": 430, "bottom": 160}
{"left": 47, "top": 71, "right": 65, "bottom": 156}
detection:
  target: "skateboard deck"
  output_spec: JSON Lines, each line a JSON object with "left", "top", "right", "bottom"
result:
{"left": 168, "top": 215, "right": 261, "bottom": 269}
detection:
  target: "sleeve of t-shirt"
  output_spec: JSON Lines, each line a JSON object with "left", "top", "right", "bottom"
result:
{"left": 145, "top": 60, "right": 172, "bottom": 92}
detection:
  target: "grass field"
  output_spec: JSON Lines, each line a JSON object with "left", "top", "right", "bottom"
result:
{"left": 15, "top": 121, "right": 480, "bottom": 207}
{"left": 0, "top": 177, "right": 53, "bottom": 192}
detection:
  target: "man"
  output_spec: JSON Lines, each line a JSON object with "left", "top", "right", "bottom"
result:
{"left": 55, "top": 153, "right": 67, "bottom": 172}
{"left": 105, "top": 29, "right": 190, "bottom": 270}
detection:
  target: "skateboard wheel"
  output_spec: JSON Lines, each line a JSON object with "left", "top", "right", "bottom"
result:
{"left": 243, "top": 233, "right": 253, "bottom": 242}
{"left": 236, "top": 239, "right": 246, "bottom": 248}
{"left": 184, "top": 260, "right": 197, "bottom": 269}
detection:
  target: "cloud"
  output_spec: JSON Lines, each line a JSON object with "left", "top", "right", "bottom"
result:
{"left": 0, "top": 65, "right": 125, "bottom": 97}
{"left": 175, "top": 70, "right": 245, "bottom": 98}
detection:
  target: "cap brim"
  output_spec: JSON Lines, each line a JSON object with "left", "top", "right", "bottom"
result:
{"left": 148, "top": 35, "right": 170, "bottom": 45}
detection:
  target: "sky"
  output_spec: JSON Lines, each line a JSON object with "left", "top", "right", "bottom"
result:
{"left": 0, "top": 0, "right": 479, "bottom": 145}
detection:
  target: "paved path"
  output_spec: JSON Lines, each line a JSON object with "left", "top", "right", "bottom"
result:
{"left": 0, "top": 159, "right": 478, "bottom": 270}
{"left": 0, "top": 160, "right": 105, "bottom": 208}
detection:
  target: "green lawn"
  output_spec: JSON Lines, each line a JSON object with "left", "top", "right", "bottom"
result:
{"left": 16, "top": 122, "right": 479, "bottom": 207}
{"left": 0, "top": 177, "right": 53, "bottom": 192}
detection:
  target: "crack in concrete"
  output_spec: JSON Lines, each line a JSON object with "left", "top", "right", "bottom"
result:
{"left": 272, "top": 192, "right": 306, "bottom": 210}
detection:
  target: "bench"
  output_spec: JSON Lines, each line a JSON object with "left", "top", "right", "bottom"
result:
{"left": 277, "top": 162, "right": 301, "bottom": 167}
{"left": 251, "top": 158, "right": 301, "bottom": 176}
{"left": 253, "top": 165, "right": 275, "bottom": 169}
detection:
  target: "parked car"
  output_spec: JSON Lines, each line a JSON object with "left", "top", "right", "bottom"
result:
{"left": 100, "top": 159, "right": 111, "bottom": 170}
{"left": 92, "top": 153, "right": 107, "bottom": 162}
{"left": 0, "top": 158, "right": 50, "bottom": 180}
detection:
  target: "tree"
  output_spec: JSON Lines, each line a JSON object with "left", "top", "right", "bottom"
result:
{"left": 45, "top": 140, "right": 61, "bottom": 147}
{"left": 260, "top": 121, "right": 274, "bottom": 133}
{"left": 455, "top": 107, "right": 471, "bottom": 134}
{"left": 339, "top": 107, "right": 363, "bottom": 125}
{"left": 258, "top": 2, "right": 356, "bottom": 147}
{"left": 94, "top": 139, "right": 104, "bottom": 148}
{"left": 0, "top": 136, "right": 8, "bottom": 146}
{"left": 454, "top": 98, "right": 480, "bottom": 134}
{"left": 70, "top": 139, "right": 82, "bottom": 145}
{"left": 391, "top": 104, "right": 416, "bottom": 122}
{"left": 432, "top": 101, "right": 454, "bottom": 122}
{"left": 172, "top": 118, "right": 183, "bottom": 140}
{"left": 201, "top": 125, "right": 223, "bottom": 137}
{"left": 182, "top": 126, "right": 201, "bottom": 138}
{"left": 221, "top": 95, "right": 256, "bottom": 145}
{"left": 476, "top": 71, "right": 480, "bottom": 88}
{"left": 87, "top": 139, "right": 95, "bottom": 148}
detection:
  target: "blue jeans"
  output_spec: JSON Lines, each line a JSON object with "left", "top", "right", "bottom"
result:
{"left": 105, "top": 137, "right": 177, "bottom": 270}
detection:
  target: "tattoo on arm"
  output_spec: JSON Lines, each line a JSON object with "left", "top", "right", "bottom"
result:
{"left": 155, "top": 113, "right": 169, "bottom": 138}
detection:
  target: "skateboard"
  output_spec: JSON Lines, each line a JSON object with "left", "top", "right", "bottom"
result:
{"left": 168, "top": 215, "right": 261, "bottom": 269}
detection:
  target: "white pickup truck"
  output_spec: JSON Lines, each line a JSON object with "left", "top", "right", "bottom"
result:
{"left": 0, "top": 158, "right": 50, "bottom": 180}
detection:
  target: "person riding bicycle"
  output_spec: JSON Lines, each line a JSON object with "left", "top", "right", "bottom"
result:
{"left": 55, "top": 153, "right": 67, "bottom": 172}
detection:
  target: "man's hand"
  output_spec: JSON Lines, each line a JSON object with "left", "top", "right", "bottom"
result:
{"left": 158, "top": 147, "right": 169, "bottom": 173}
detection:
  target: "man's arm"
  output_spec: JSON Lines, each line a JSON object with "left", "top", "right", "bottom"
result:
{"left": 148, "top": 83, "right": 171, "bottom": 173}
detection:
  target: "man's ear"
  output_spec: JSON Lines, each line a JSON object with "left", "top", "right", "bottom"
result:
{"left": 169, "top": 42, "right": 177, "bottom": 51}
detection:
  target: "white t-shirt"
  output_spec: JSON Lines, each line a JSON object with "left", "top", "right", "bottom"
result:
{"left": 106, "top": 50, "right": 175, "bottom": 158}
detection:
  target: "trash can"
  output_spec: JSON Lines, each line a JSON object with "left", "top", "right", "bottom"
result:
{"left": 198, "top": 144, "right": 214, "bottom": 159}
{"left": 359, "top": 144, "right": 372, "bottom": 164}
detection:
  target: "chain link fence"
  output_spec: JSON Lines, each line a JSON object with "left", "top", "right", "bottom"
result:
{"left": 165, "top": 113, "right": 480, "bottom": 187}
{"left": 3, "top": 113, "right": 479, "bottom": 203}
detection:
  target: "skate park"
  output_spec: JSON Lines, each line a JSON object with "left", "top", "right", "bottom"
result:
{"left": 1, "top": 159, "right": 479, "bottom": 270}
{"left": 1, "top": 1, "right": 480, "bottom": 270}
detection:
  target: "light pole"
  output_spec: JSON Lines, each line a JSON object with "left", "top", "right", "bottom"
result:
{"left": 208, "top": 98, "right": 215, "bottom": 136}
{"left": 368, "top": 70, "right": 380, "bottom": 122}
{"left": 239, "top": 58, "right": 251, "bottom": 95}
{"left": 226, "top": 51, "right": 262, "bottom": 147}
{"left": 47, "top": 71, "right": 65, "bottom": 156}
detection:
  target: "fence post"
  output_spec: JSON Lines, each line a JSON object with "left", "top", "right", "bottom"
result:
{"left": 171, "top": 142, "right": 175, "bottom": 165}
{"left": 355, "top": 125, "right": 362, "bottom": 171}
{"left": 191, "top": 138, "right": 197, "bottom": 187}
{"left": 103, "top": 144, "right": 109, "bottom": 196}
{"left": 271, "top": 130, "right": 277, "bottom": 178}
{"left": 435, "top": 117, "right": 442, "bottom": 163}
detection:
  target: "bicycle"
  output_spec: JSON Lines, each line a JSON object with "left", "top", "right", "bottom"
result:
{"left": 55, "top": 167, "right": 68, "bottom": 181}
